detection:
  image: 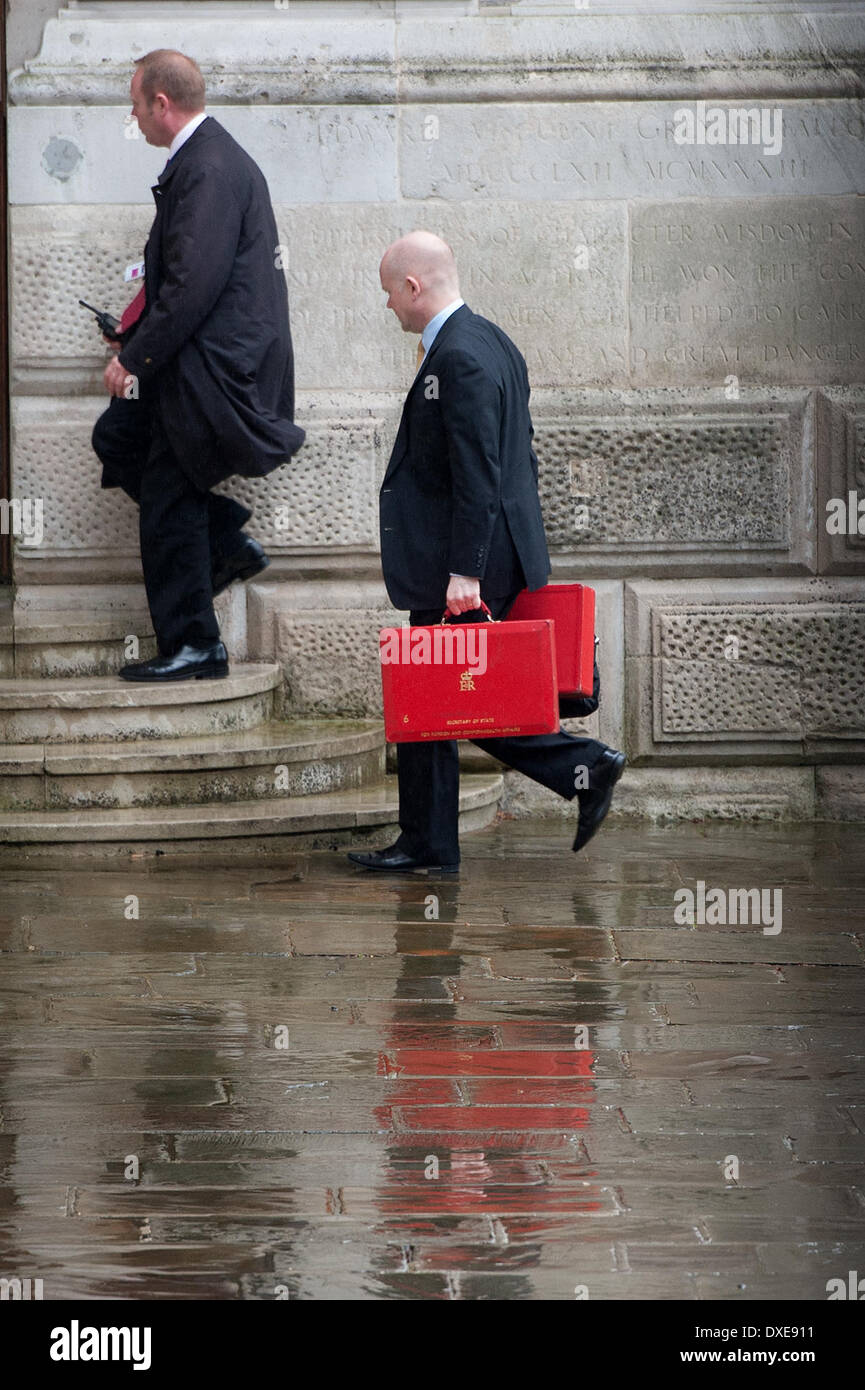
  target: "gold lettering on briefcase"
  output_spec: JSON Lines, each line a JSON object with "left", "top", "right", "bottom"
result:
{"left": 459, "top": 670, "right": 476, "bottom": 692}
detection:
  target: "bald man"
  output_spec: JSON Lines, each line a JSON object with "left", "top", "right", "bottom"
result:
{"left": 93, "top": 49, "right": 304, "bottom": 681}
{"left": 348, "top": 232, "right": 626, "bottom": 873}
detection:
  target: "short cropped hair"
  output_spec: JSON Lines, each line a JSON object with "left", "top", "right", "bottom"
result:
{"left": 135, "top": 50, "right": 205, "bottom": 112}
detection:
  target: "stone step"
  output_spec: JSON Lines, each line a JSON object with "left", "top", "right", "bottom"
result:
{"left": 0, "top": 664, "right": 281, "bottom": 743}
{"left": 0, "top": 589, "right": 12, "bottom": 678}
{"left": 1, "top": 719, "right": 385, "bottom": 811}
{"left": 7, "top": 585, "right": 157, "bottom": 677}
{"left": 0, "top": 772, "right": 503, "bottom": 859}
{"left": 12, "top": 614, "right": 158, "bottom": 678}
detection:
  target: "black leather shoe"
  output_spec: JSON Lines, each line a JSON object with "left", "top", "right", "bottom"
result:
{"left": 347, "top": 846, "right": 459, "bottom": 874}
{"left": 573, "top": 749, "right": 626, "bottom": 852}
{"left": 211, "top": 536, "right": 269, "bottom": 597}
{"left": 119, "top": 642, "right": 229, "bottom": 682}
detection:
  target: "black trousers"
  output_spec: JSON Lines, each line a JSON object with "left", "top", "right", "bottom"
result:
{"left": 395, "top": 592, "right": 608, "bottom": 864}
{"left": 92, "top": 393, "right": 251, "bottom": 655}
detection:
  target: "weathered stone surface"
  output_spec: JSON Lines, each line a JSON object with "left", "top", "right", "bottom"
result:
{"left": 214, "top": 423, "right": 381, "bottom": 553}
{"left": 0, "top": 666, "right": 280, "bottom": 745}
{"left": 625, "top": 579, "right": 865, "bottom": 762}
{"left": 14, "top": 383, "right": 819, "bottom": 582}
{"left": 12, "top": 398, "right": 139, "bottom": 558}
{"left": 400, "top": 101, "right": 865, "bottom": 203}
{"left": 8, "top": 105, "right": 398, "bottom": 205}
{"left": 817, "top": 387, "right": 865, "bottom": 574}
{"left": 630, "top": 196, "right": 865, "bottom": 387}
{"left": 816, "top": 765, "right": 865, "bottom": 821}
{"left": 9, "top": 9, "right": 398, "bottom": 105}
{"left": 0, "top": 594, "right": 13, "bottom": 679}
{"left": 0, "top": 720, "right": 386, "bottom": 813}
{"left": 502, "top": 764, "right": 816, "bottom": 822}
{"left": 276, "top": 605, "right": 398, "bottom": 719}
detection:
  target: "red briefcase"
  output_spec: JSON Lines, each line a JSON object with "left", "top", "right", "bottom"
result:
{"left": 380, "top": 603, "right": 559, "bottom": 743}
{"left": 507, "top": 583, "right": 595, "bottom": 697}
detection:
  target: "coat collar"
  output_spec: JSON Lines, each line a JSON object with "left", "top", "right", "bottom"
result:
{"left": 155, "top": 115, "right": 221, "bottom": 187}
{"left": 383, "top": 304, "right": 472, "bottom": 483}
{"left": 418, "top": 301, "right": 470, "bottom": 374}
{"left": 403, "top": 302, "right": 471, "bottom": 400}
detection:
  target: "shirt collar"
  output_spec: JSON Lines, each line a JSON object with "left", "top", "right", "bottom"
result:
{"left": 168, "top": 111, "right": 208, "bottom": 159}
{"left": 421, "top": 299, "right": 465, "bottom": 356}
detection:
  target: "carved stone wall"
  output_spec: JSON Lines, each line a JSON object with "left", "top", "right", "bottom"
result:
{"left": 6, "top": 0, "right": 865, "bottom": 820}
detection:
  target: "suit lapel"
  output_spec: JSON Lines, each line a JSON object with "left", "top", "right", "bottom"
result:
{"left": 383, "top": 306, "right": 471, "bottom": 483}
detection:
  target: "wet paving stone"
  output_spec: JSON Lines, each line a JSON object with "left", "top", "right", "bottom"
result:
{"left": 0, "top": 820, "right": 863, "bottom": 1300}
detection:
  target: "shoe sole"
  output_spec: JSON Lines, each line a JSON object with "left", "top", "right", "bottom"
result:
{"left": 118, "top": 664, "right": 230, "bottom": 683}
{"left": 212, "top": 555, "right": 270, "bottom": 598}
{"left": 348, "top": 860, "right": 459, "bottom": 875}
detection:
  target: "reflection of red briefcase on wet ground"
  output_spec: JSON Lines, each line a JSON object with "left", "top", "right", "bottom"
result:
{"left": 380, "top": 603, "right": 560, "bottom": 743}
{"left": 507, "top": 583, "right": 595, "bottom": 697}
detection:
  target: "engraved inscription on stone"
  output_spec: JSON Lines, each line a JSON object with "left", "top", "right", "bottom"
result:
{"left": 282, "top": 200, "right": 626, "bottom": 389}
{"left": 400, "top": 101, "right": 865, "bottom": 203}
{"left": 631, "top": 197, "right": 865, "bottom": 386}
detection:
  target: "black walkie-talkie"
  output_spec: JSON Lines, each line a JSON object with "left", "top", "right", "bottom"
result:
{"left": 79, "top": 299, "right": 120, "bottom": 338}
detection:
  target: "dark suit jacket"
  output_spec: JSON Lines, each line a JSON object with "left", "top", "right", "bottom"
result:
{"left": 379, "top": 304, "right": 551, "bottom": 612}
{"left": 120, "top": 116, "right": 305, "bottom": 490}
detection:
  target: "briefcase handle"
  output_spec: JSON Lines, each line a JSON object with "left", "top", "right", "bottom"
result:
{"left": 440, "top": 600, "right": 496, "bottom": 625}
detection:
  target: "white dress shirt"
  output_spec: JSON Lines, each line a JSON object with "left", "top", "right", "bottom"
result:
{"left": 418, "top": 298, "right": 465, "bottom": 369}
{"left": 168, "top": 110, "right": 208, "bottom": 160}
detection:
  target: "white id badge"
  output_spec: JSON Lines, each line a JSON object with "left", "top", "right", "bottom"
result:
{"left": 124, "top": 260, "right": 146, "bottom": 283}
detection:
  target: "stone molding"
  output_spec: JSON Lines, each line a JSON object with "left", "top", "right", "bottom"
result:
{"left": 8, "top": 10, "right": 865, "bottom": 105}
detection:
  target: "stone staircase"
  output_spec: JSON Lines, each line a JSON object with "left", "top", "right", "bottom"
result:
{"left": 0, "top": 592, "right": 502, "bottom": 862}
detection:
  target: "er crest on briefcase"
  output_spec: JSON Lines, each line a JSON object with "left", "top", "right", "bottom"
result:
{"left": 380, "top": 605, "right": 560, "bottom": 743}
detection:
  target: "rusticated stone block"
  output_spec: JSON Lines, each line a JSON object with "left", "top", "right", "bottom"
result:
{"left": 276, "top": 609, "right": 395, "bottom": 718}
{"left": 11, "top": 207, "right": 153, "bottom": 362}
{"left": 817, "top": 387, "right": 865, "bottom": 574}
{"left": 531, "top": 388, "right": 813, "bottom": 574}
{"left": 214, "top": 417, "right": 383, "bottom": 552}
{"left": 11, "top": 397, "right": 386, "bottom": 562}
{"left": 249, "top": 579, "right": 398, "bottom": 718}
{"left": 626, "top": 579, "right": 865, "bottom": 763}
{"left": 12, "top": 399, "right": 139, "bottom": 557}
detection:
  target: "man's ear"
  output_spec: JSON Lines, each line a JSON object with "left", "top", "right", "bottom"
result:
{"left": 407, "top": 276, "right": 422, "bottom": 300}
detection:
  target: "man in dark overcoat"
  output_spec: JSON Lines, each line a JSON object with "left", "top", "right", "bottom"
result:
{"left": 348, "top": 232, "right": 626, "bottom": 872}
{"left": 95, "top": 49, "right": 304, "bottom": 681}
